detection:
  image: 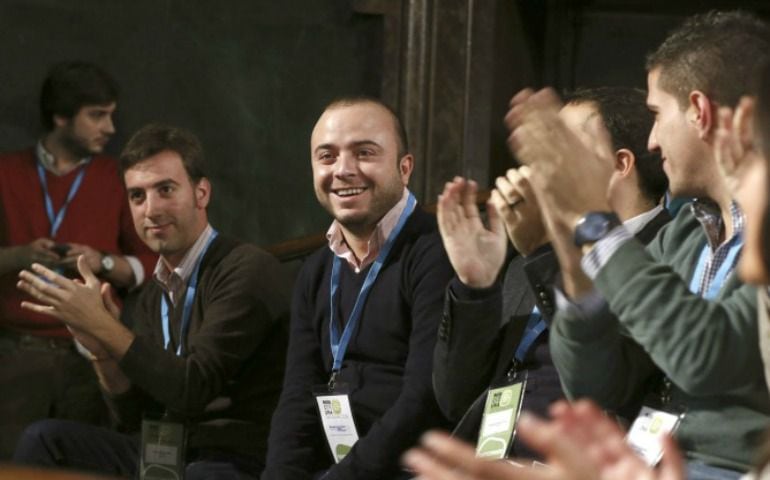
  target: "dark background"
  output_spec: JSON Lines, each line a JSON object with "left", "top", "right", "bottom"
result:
{"left": 2, "top": 0, "right": 769, "bottom": 250}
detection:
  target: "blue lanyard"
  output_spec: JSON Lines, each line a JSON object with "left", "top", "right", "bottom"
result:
{"left": 514, "top": 306, "right": 546, "bottom": 363}
{"left": 329, "top": 193, "right": 417, "bottom": 375}
{"left": 688, "top": 235, "right": 743, "bottom": 300}
{"left": 36, "top": 160, "right": 90, "bottom": 238}
{"left": 161, "top": 230, "right": 219, "bottom": 356}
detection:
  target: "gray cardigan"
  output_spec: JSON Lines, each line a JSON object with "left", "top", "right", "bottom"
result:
{"left": 550, "top": 206, "right": 770, "bottom": 470}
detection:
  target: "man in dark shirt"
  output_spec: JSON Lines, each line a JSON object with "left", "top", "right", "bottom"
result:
{"left": 14, "top": 124, "right": 289, "bottom": 479}
{"left": 433, "top": 87, "right": 669, "bottom": 459}
{"left": 262, "top": 97, "right": 454, "bottom": 480}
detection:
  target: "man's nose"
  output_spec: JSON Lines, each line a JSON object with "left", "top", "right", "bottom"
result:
{"left": 103, "top": 115, "right": 116, "bottom": 135}
{"left": 647, "top": 122, "right": 659, "bottom": 152}
{"left": 334, "top": 152, "right": 357, "bottom": 177}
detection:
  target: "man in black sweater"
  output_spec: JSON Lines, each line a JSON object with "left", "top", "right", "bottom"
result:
{"left": 262, "top": 97, "right": 454, "bottom": 479}
{"left": 14, "top": 124, "right": 289, "bottom": 479}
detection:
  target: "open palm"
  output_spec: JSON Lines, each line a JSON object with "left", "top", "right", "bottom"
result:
{"left": 437, "top": 177, "right": 507, "bottom": 289}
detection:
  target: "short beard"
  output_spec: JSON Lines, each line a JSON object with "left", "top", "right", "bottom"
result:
{"left": 60, "top": 128, "right": 97, "bottom": 158}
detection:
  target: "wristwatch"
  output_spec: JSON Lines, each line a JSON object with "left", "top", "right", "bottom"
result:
{"left": 573, "top": 212, "right": 621, "bottom": 247}
{"left": 100, "top": 253, "right": 115, "bottom": 274}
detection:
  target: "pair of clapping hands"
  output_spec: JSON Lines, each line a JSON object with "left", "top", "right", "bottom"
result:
{"left": 17, "top": 255, "right": 121, "bottom": 362}
{"left": 404, "top": 400, "right": 684, "bottom": 480}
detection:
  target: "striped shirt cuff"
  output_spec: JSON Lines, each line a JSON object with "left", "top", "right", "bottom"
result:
{"left": 580, "top": 225, "right": 634, "bottom": 280}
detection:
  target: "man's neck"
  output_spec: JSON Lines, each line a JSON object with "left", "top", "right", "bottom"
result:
{"left": 613, "top": 194, "right": 657, "bottom": 223}
{"left": 42, "top": 133, "right": 81, "bottom": 174}
{"left": 340, "top": 224, "right": 376, "bottom": 263}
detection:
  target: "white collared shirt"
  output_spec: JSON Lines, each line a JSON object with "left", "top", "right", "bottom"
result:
{"left": 36, "top": 141, "right": 90, "bottom": 176}
{"left": 153, "top": 224, "right": 215, "bottom": 306}
{"left": 326, "top": 187, "right": 410, "bottom": 273}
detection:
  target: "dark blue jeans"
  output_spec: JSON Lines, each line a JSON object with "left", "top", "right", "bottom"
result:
{"left": 14, "top": 419, "right": 259, "bottom": 480}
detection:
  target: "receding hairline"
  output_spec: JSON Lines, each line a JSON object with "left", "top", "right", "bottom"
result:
{"left": 312, "top": 101, "right": 403, "bottom": 146}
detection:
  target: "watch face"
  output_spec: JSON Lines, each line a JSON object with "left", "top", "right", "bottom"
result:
{"left": 101, "top": 255, "right": 115, "bottom": 272}
{"left": 574, "top": 212, "right": 621, "bottom": 246}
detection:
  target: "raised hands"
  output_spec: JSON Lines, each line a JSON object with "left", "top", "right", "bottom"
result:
{"left": 504, "top": 88, "right": 614, "bottom": 232}
{"left": 490, "top": 166, "right": 548, "bottom": 257}
{"left": 437, "top": 177, "right": 507, "bottom": 289}
{"left": 404, "top": 400, "right": 685, "bottom": 480}
{"left": 17, "top": 255, "right": 118, "bottom": 335}
{"left": 715, "top": 96, "right": 761, "bottom": 198}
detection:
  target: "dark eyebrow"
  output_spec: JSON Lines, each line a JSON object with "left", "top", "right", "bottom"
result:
{"left": 350, "top": 140, "right": 382, "bottom": 150}
{"left": 314, "top": 144, "right": 335, "bottom": 155}
{"left": 126, "top": 178, "right": 180, "bottom": 193}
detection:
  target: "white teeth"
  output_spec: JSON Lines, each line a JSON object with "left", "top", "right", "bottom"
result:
{"left": 336, "top": 188, "right": 365, "bottom": 197}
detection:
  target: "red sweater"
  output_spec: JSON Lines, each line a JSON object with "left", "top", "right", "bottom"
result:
{"left": 0, "top": 148, "right": 157, "bottom": 337}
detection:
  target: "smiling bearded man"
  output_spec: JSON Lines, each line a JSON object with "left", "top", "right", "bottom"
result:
{"left": 262, "top": 97, "right": 455, "bottom": 480}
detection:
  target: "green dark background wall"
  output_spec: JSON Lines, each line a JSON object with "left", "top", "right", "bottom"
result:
{"left": 5, "top": 0, "right": 770, "bottom": 252}
{"left": 0, "top": 0, "right": 383, "bottom": 247}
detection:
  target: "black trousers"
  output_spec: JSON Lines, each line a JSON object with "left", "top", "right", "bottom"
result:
{"left": 13, "top": 419, "right": 260, "bottom": 480}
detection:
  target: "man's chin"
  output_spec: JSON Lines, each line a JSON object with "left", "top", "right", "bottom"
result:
{"left": 334, "top": 214, "right": 377, "bottom": 236}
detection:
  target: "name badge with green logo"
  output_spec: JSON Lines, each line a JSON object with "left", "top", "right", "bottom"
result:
{"left": 314, "top": 385, "right": 360, "bottom": 464}
{"left": 476, "top": 377, "right": 526, "bottom": 460}
{"left": 626, "top": 406, "right": 684, "bottom": 466}
{"left": 139, "top": 418, "right": 186, "bottom": 480}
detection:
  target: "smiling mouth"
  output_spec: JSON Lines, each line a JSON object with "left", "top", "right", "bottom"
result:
{"left": 333, "top": 187, "right": 367, "bottom": 197}
{"left": 146, "top": 224, "right": 171, "bottom": 234}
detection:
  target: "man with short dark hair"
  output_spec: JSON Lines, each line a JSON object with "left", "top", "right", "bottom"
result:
{"left": 13, "top": 124, "right": 289, "bottom": 479}
{"left": 262, "top": 97, "right": 454, "bottom": 479}
{"left": 505, "top": 10, "right": 770, "bottom": 474}
{"left": 433, "top": 87, "right": 670, "bottom": 459}
{"left": 0, "top": 60, "right": 155, "bottom": 458}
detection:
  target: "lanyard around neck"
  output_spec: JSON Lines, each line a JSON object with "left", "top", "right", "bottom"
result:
{"left": 161, "top": 230, "right": 219, "bottom": 356}
{"left": 328, "top": 193, "right": 417, "bottom": 380}
{"left": 514, "top": 306, "right": 546, "bottom": 363}
{"left": 688, "top": 234, "right": 743, "bottom": 300}
{"left": 36, "top": 160, "right": 91, "bottom": 238}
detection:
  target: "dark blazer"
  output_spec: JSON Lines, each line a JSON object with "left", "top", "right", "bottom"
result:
{"left": 433, "top": 208, "right": 672, "bottom": 456}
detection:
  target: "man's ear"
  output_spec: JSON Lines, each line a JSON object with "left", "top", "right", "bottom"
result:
{"left": 398, "top": 154, "right": 414, "bottom": 185}
{"left": 194, "top": 177, "right": 211, "bottom": 209}
{"left": 689, "top": 90, "right": 715, "bottom": 139}
{"left": 614, "top": 148, "right": 636, "bottom": 178}
{"left": 52, "top": 114, "right": 70, "bottom": 130}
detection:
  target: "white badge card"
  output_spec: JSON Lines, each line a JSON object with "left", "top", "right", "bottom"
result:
{"left": 139, "top": 418, "right": 186, "bottom": 480}
{"left": 626, "top": 406, "right": 683, "bottom": 466}
{"left": 476, "top": 379, "right": 526, "bottom": 459}
{"left": 315, "top": 393, "right": 360, "bottom": 463}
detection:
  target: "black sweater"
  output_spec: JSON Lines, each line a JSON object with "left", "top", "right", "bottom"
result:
{"left": 263, "top": 208, "right": 454, "bottom": 480}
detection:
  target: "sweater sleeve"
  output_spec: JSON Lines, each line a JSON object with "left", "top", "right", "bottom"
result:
{"left": 594, "top": 236, "right": 759, "bottom": 395}
{"left": 552, "top": 209, "right": 759, "bottom": 403}
{"left": 325, "top": 233, "right": 454, "bottom": 480}
{"left": 549, "top": 297, "right": 658, "bottom": 408}
{"left": 118, "top": 245, "right": 286, "bottom": 416}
